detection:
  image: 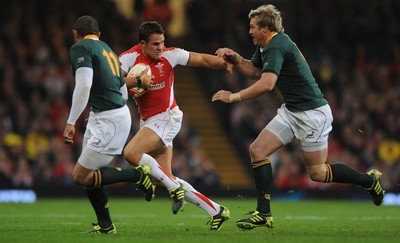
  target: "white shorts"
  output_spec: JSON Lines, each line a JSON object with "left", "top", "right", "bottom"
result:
{"left": 140, "top": 106, "right": 183, "bottom": 147}
{"left": 266, "top": 104, "right": 333, "bottom": 152}
{"left": 79, "top": 105, "right": 131, "bottom": 170}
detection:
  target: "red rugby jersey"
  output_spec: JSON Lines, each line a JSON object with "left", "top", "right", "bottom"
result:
{"left": 119, "top": 45, "right": 190, "bottom": 120}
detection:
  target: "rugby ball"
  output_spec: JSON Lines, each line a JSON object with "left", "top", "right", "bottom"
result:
{"left": 127, "top": 63, "right": 151, "bottom": 97}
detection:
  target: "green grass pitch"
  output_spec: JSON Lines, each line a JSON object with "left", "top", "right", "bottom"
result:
{"left": 0, "top": 197, "right": 399, "bottom": 243}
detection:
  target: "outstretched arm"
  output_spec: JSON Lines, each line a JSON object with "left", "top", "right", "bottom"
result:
{"left": 187, "top": 52, "right": 233, "bottom": 73}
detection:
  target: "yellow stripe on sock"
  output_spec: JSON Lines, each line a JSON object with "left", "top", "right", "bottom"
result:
{"left": 251, "top": 159, "right": 271, "bottom": 168}
{"left": 93, "top": 170, "right": 98, "bottom": 187}
{"left": 98, "top": 170, "right": 102, "bottom": 186}
{"left": 93, "top": 170, "right": 100, "bottom": 187}
{"left": 324, "top": 164, "right": 332, "bottom": 183}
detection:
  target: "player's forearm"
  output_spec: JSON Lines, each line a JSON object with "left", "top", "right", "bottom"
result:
{"left": 67, "top": 84, "right": 90, "bottom": 125}
{"left": 230, "top": 78, "right": 269, "bottom": 103}
{"left": 203, "top": 54, "right": 226, "bottom": 69}
{"left": 125, "top": 76, "right": 139, "bottom": 89}
{"left": 67, "top": 68, "right": 92, "bottom": 125}
{"left": 236, "top": 59, "right": 262, "bottom": 80}
{"left": 188, "top": 52, "right": 226, "bottom": 69}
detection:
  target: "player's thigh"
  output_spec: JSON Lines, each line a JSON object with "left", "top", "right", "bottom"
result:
{"left": 294, "top": 105, "right": 332, "bottom": 151}
{"left": 302, "top": 148, "right": 328, "bottom": 166}
{"left": 72, "top": 162, "right": 93, "bottom": 185}
{"left": 125, "top": 126, "right": 164, "bottom": 154}
{"left": 141, "top": 107, "right": 182, "bottom": 147}
{"left": 250, "top": 128, "right": 285, "bottom": 161}
{"left": 73, "top": 148, "right": 114, "bottom": 185}
{"left": 78, "top": 146, "right": 115, "bottom": 170}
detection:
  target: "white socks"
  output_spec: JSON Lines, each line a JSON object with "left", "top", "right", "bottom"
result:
{"left": 138, "top": 154, "right": 221, "bottom": 216}
{"left": 176, "top": 177, "right": 221, "bottom": 216}
{"left": 139, "top": 154, "right": 179, "bottom": 191}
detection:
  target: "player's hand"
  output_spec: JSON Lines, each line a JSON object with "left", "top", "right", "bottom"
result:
{"left": 141, "top": 74, "right": 154, "bottom": 89}
{"left": 211, "top": 90, "right": 233, "bottom": 103}
{"left": 137, "top": 66, "right": 153, "bottom": 89}
{"left": 216, "top": 48, "right": 243, "bottom": 65}
{"left": 63, "top": 124, "right": 75, "bottom": 145}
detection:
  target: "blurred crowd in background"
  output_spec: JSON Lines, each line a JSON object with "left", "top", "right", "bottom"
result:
{"left": 0, "top": 0, "right": 399, "bottom": 194}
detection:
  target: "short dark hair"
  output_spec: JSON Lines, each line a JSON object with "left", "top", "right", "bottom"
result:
{"left": 73, "top": 15, "right": 99, "bottom": 36}
{"left": 138, "top": 21, "right": 164, "bottom": 42}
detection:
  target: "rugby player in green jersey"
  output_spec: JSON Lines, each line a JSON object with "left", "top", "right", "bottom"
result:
{"left": 63, "top": 15, "right": 154, "bottom": 234}
{"left": 212, "top": 4, "right": 384, "bottom": 230}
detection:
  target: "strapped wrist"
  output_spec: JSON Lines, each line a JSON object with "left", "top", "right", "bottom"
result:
{"left": 229, "top": 92, "right": 242, "bottom": 103}
{"left": 136, "top": 76, "right": 142, "bottom": 88}
{"left": 235, "top": 54, "right": 243, "bottom": 64}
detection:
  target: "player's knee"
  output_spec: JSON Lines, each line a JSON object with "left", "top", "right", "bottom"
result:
{"left": 72, "top": 171, "right": 91, "bottom": 186}
{"left": 123, "top": 148, "right": 140, "bottom": 166}
{"left": 249, "top": 142, "right": 263, "bottom": 159}
{"left": 307, "top": 165, "right": 325, "bottom": 182}
{"left": 308, "top": 171, "right": 324, "bottom": 182}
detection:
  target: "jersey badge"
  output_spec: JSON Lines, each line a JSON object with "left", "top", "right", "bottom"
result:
{"left": 156, "top": 62, "right": 164, "bottom": 76}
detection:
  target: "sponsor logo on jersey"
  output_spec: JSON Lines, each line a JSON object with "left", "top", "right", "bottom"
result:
{"left": 77, "top": 57, "right": 85, "bottom": 63}
{"left": 149, "top": 81, "right": 165, "bottom": 90}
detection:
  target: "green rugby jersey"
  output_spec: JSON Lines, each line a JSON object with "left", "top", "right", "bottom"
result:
{"left": 69, "top": 36, "right": 126, "bottom": 112}
{"left": 251, "top": 32, "right": 327, "bottom": 111}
